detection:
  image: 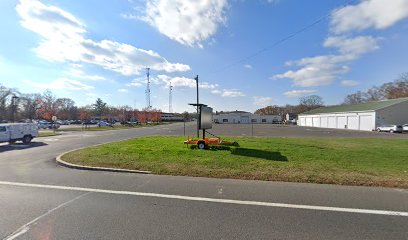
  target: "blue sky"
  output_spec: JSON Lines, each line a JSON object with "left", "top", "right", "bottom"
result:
{"left": 1, "top": 0, "right": 408, "bottom": 113}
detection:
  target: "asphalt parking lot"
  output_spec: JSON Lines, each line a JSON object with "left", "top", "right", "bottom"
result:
{"left": 175, "top": 123, "right": 408, "bottom": 139}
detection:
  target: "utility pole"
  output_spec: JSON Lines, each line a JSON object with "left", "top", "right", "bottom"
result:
{"left": 145, "top": 68, "right": 151, "bottom": 109}
{"left": 195, "top": 75, "right": 199, "bottom": 138}
{"left": 169, "top": 82, "right": 173, "bottom": 113}
{"left": 11, "top": 95, "right": 19, "bottom": 123}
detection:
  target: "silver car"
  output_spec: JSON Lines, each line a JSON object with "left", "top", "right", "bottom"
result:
{"left": 403, "top": 124, "right": 408, "bottom": 132}
{"left": 376, "top": 124, "right": 403, "bottom": 133}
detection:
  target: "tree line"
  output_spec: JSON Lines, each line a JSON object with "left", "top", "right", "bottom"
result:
{"left": 0, "top": 86, "right": 164, "bottom": 123}
{"left": 255, "top": 95, "right": 324, "bottom": 116}
{"left": 343, "top": 73, "right": 408, "bottom": 104}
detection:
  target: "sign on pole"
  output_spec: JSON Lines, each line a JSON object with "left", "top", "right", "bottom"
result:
{"left": 52, "top": 116, "right": 57, "bottom": 121}
{"left": 199, "top": 106, "right": 213, "bottom": 130}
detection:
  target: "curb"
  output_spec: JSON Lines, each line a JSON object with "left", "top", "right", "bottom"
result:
{"left": 55, "top": 144, "right": 151, "bottom": 174}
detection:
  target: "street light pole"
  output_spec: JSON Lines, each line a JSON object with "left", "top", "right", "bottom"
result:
{"left": 11, "top": 95, "right": 19, "bottom": 123}
{"left": 195, "top": 75, "right": 199, "bottom": 138}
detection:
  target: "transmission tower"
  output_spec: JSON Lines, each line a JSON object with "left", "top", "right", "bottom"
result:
{"left": 169, "top": 82, "right": 173, "bottom": 113}
{"left": 145, "top": 68, "right": 151, "bottom": 109}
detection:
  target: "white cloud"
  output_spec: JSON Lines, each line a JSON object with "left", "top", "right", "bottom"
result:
{"left": 273, "top": 35, "right": 379, "bottom": 87}
{"left": 118, "top": 88, "right": 129, "bottom": 93}
{"left": 341, "top": 80, "right": 359, "bottom": 86}
{"left": 253, "top": 96, "right": 272, "bottom": 106}
{"left": 244, "top": 64, "right": 253, "bottom": 69}
{"left": 127, "top": 78, "right": 144, "bottom": 87}
{"left": 221, "top": 89, "right": 245, "bottom": 97}
{"left": 210, "top": 88, "right": 245, "bottom": 97}
{"left": 331, "top": 0, "right": 408, "bottom": 34}
{"left": 65, "top": 68, "right": 106, "bottom": 81}
{"left": 273, "top": 55, "right": 350, "bottom": 87}
{"left": 211, "top": 89, "right": 222, "bottom": 94}
{"left": 140, "top": 0, "right": 228, "bottom": 47}
{"left": 323, "top": 35, "right": 380, "bottom": 56}
{"left": 23, "top": 78, "right": 94, "bottom": 91}
{"left": 284, "top": 90, "right": 317, "bottom": 98}
{"left": 16, "top": 0, "right": 190, "bottom": 76}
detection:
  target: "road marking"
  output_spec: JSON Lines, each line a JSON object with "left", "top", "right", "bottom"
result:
{"left": 4, "top": 192, "right": 90, "bottom": 240}
{"left": 0, "top": 181, "right": 407, "bottom": 217}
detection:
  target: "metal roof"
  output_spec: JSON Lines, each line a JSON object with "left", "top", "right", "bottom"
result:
{"left": 300, "top": 97, "right": 408, "bottom": 115}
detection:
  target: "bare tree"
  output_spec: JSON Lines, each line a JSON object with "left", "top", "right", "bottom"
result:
{"left": 344, "top": 91, "right": 366, "bottom": 104}
{"left": 299, "top": 95, "right": 324, "bottom": 112}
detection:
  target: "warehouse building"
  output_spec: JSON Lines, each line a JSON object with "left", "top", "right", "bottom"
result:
{"left": 213, "top": 111, "right": 282, "bottom": 124}
{"left": 298, "top": 98, "right": 408, "bottom": 131}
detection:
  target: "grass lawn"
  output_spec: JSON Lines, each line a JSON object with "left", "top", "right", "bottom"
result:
{"left": 62, "top": 136, "right": 408, "bottom": 188}
{"left": 38, "top": 131, "right": 61, "bottom": 137}
{"left": 58, "top": 122, "right": 171, "bottom": 131}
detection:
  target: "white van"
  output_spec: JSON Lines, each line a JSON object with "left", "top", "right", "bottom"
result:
{"left": 0, "top": 123, "right": 39, "bottom": 144}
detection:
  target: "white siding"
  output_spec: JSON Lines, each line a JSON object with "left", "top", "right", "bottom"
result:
{"left": 299, "top": 111, "right": 376, "bottom": 131}
{"left": 347, "top": 116, "right": 359, "bottom": 130}
{"left": 312, "top": 117, "right": 320, "bottom": 127}
{"left": 359, "top": 115, "right": 374, "bottom": 131}
{"left": 320, "top": 117, "right": 328, "bottom": 128}
{"left": 299, "top": 117, "right": 306, "bottom": 126}
{"left": 337, "top": 116, "right": 347, "bottom": 129}
{"left": 306, "top": 117, "right": 313, "bottom": 126}
{"left": 328, "top": 117, "right": 336, "bottom": 128}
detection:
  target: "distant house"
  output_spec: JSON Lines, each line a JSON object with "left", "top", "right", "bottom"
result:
{"left": 213, "top": 111, "right": 282, "bottom": 124}
{"left": 298, "top": 97, "right": 408, "bottom": 131}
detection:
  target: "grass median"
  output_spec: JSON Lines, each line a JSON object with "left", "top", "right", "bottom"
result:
{"left": 62, "top": 136, "right": 408, "bottom": 188}
{"left": 57, "top": 122, "right": 171, "bottom": 131}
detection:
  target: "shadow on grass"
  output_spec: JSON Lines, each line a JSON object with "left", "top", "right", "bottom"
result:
{"left": 230, "top": 148, "right": 288, "bottom": 161}
{"left": 190, "top": 145, "right": 288, "bottom": 162}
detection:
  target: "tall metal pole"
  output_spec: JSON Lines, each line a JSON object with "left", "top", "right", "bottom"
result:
{"left": 195, "top": 75, "right": 199, "bottom": 138}
{"left": 146, "top": 68, "right": 151, "bottom": 109}
{"left": 169, "top": 82, "right": 173, "bottom": 113}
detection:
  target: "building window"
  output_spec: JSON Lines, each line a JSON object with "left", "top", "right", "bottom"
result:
{"left": 262, "top": 119, "right": 266, "bottom": 123}
{"left": 223, "top": 119, "right": 228, "bottom": 123}
{"left": 251, "top": 119, "right": 257, "bottom": 123}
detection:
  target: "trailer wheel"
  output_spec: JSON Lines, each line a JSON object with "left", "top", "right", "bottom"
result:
{"left": 197, "top": 141, "right": 206, "bottom": 150}
{"left": 22, "top": 135, "right": 32, "bottom": 144}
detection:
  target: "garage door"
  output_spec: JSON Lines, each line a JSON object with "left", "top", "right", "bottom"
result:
{"left": 300, "top": 117, "right": 306, "bottom": 126}
{"left": 312, "top": 117, "right": 320, "bottom": 127}
{"left": 337, "top": 116, "right": 347, "bottom": 129}
{"left": 359, "top": 115, "right": 373, "bottom": 131}
{"left": 328, "top": 117, "right": 336, "bottom": 128}
{"left": 306, "top": 117, "right": 313, "bottom": 126}
{"left": 347, "top": 116, "right": 359, "bottom": 130}
{"left": 320, "top": 117, "right": 328, "bottom": 128}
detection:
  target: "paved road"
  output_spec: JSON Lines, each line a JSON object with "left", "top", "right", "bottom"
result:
{"left": 1, "top": 123, "right": 407, "bottom": 239}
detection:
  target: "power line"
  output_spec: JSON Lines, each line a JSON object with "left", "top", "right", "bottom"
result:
{"left": 205, "top": 0, "right": 355, "bottom": 77}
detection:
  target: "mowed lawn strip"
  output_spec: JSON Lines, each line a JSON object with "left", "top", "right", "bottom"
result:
{"left": 57, "top": 122, "right": 171, "bottom": 131}
{"left": 62, "top": 136, "right": 408, "bottom": 188}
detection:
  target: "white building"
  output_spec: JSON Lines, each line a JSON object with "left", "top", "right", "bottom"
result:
{"left": 161, "top": 113, "right": 184, "bottom": 122}
{"left": 213, "top": 111, "right": 282, "bottom": 124}
{"left": 298, "top": 98, "right": 408, "bottom": 131}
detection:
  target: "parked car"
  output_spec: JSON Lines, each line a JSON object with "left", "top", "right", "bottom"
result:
{"left": 376, "top": 124, "right": 403, "bottom": 133}
{"left": 98, "top": 121, "right": 113, "bottom": 127}
{"left": 0, "top": 123, "right": 38, "bottom": 144}
{"left": 70, "top": 120, "right": 82, "bottom": 125}
{"left": 403, "top": 124, "right": 408, "bottom": 132}
{"left": 37, "top": 120, "right": 52, "bottom": 129}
